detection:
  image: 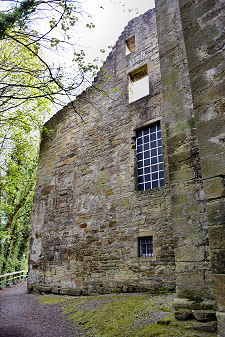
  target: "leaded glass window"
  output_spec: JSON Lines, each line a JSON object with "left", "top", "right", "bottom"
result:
{"left": 138, "top": 236, "right": 153, "bottom": 257}
{"left": 136, "top": 122, "right": 164, "bottom": 191}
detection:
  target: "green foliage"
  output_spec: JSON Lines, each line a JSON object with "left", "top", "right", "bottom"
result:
{"left": 73, "top": 50, "right": 99, "bottom": 74}
{"left": 0, "top": 0, "right": 37, "bottom": 39}
{"left": 0, "top": 140, "right": 39, "bottom": 274}
{"left": 0, "top": 37, "right": 53, "bottom": 153}
{"left": 0, "top": 1, "right": 83, "bottom": 40}
{"left": 0, "top": 35, "right": 52, "bottom": 275}
{"left": 0, "top": 0, "right": 100, "bottom": 109}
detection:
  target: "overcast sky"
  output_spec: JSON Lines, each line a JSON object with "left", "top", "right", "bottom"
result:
{"left": 50, "top": 0, "right": 156, "bottom": 100}
{"left": 82, "top": 0, "right": 155, "bottom": 62}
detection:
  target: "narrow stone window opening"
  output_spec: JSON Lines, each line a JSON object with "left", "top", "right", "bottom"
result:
{"left": 129, "top": 65, "right": 149, "bottom": 103}
{"left": 126, "top": 36, "right": 135, "bottom": 55}
{"left": 136, "top": 122, "right": 164, "bottom": 191}
{"left": 138, "top": 236, "right": 153, "bottom": 257}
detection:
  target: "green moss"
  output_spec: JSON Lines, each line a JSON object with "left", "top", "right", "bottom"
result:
{"left": 62, "top": 295, "right": 176, "bottom": 336}
{"left": 135, "top": 316, "right": 191, "bottom": 337}
{"left": 188, "top": 118, "right": 196, "bottom": 129}
{"left": 38, "top": 293, "right": 217, "bottom": 337}
{"left": 38, "top": 295, "right": 71, "bottom": 305}
{"left": 64, "top": 296, "right": 151, "bottom": 336}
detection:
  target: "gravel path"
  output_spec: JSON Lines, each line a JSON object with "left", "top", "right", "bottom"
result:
{"left": 0, "top": 282, "right": 81, "bottom": 337}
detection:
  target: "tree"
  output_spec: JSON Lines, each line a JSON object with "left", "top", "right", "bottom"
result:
{"left": 0, "top": 0, "right": 100, "bottom": 152}
{"left": 0, "top": 141, "right": 38, "bottom": 274}
{"left": 0, "top": 35, "right": 54, "bottom": 274}
{"left": 0, "top": 36, "right": 54, "bottom": 153}
{"left": 0, "top": 0, "right": 102, "bottom": 274}
{"left": 0, "top": 1, "right": 67, "bottom": 271}
{"left": 0, "top": 1, "right": 99, "bottom": 127}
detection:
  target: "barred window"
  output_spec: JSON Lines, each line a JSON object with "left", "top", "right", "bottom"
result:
{"left": 136, "top": 122, "right": 164, "bottom": 191}
{"left": 138, "top": 236, "right": 153, "bottom": 257}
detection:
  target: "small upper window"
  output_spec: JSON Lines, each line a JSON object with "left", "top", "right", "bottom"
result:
{"left": 129, "top": 65, "right": 149, "bottom": 103}
{"left": 138, "top": 236, "right": 153, "bottom": 257}
{"left": 126, "top": 36, "right": 135, "bottom": 55}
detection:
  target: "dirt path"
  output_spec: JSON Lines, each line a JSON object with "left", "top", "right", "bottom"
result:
{"left": 0, "top": 282, "right": 81, "bottom": 337}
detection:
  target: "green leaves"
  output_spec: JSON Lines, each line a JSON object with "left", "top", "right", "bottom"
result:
{"left": 50, "top": 37, "right": 61, "bottom": 47}
{"left": 0, "top": 33, "right": 53, "bottom": 274}
{"left": 0, "top": 139, "right": 38, "bottom": 274}
{"left": 73, "top": 49, "right": 99, "bottom": 74}
{"left": 0, "top": 0, "right": 107, "bottom": 115}
{"left": 86, "top": 22, "right": 95, "bottom": 29}
{"left": 0, "top": 0, "right": 37, "bottom": 39}
{"left": 49, "top": 17, "right": 58, "bottom": 29}
{"left": 0, "top": 46, "right": 50, "bottom": 156}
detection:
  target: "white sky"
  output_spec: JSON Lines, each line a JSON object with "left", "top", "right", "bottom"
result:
{"left": 49, "top": 0, "right": 156, "bottom": 103}
{"left": 0, "top": 0, "right": 155, "bottom": 64}
{"left": 81, "top": 0, "right": 155, "bottom": 62}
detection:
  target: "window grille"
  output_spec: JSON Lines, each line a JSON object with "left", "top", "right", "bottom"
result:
{"left": 136, "top": 122, "right": 164, "bottom": 191}
{"left": 138, "top": 236, "right": 153, "bottom": 257}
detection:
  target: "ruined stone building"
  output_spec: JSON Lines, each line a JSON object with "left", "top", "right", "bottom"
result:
{"left": 28, "top": 1, "right": 225, "bottom": 335}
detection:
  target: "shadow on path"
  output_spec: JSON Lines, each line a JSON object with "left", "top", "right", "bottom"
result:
{"left": 0, "top": 282, "right": 80, "bottom": 337}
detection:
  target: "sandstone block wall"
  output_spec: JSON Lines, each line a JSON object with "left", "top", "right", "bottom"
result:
{"left": 178, "top": 0, "right": 225, "bottom": 334}
{"left": 156, "top": 0, "right": 224, "bottom": 334}
{"left": 28, "top": 9, "right": 176, "bottom": 295}
{"left": 156, "top": 0, "right": 212, "bottom": 302}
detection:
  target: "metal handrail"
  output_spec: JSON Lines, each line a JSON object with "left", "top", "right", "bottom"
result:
{"left": 0, "top": 270, "right": 28, "bottom": 289}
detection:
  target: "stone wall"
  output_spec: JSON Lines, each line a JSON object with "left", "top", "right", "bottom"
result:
{"left": 178, "top": 0, "right": 225, "bottom": 334}
{"left": 156, "top": 0, "right": 212, "bottom": 302}
{"left": 156, "top": 0, "right": 224, "bottom": 334}
{"left": 28, "top": 9, "right": 176, "bottom": 295}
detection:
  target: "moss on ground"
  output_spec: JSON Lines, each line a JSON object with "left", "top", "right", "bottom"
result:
{"left": 38, "top": 295, "right": 70, "bottom": 305}
{"left": 38, "top": 293, "right": 217, "bottom": 337}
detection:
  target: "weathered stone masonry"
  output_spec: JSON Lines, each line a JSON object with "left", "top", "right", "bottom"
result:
{"left": 156, "top": 0, "right": 225, "bottom": 335}
{"left": 29, "top": 9, "right": 176, "bottom": 295}
{"left": 29, "top": 3, "right": 225, "bottom": 335}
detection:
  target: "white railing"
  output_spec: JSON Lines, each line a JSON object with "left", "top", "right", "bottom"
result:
{"left": 0, "top": 270, "right": 28, "bottom": 289}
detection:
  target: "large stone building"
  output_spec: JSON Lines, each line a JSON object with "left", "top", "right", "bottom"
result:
{"left": 28, "top": 1, "right": 225, "bottom": 335}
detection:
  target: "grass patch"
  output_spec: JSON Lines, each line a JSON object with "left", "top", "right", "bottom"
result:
{"left": 37, "top": 293, "right": 217, "bottom": 337}
{"left": 65, "top": 296, "right": 157, "bottom": 336}
{"left": 38, "top": 295, "right": 71, "bottom": 305}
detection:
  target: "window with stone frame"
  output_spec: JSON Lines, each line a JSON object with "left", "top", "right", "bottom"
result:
{"left": 129, "top": 64, "right": 149, "bottom": 103}
{"left": 126, "top": 35, "right": 135, "bottom": 55}
{"left": 138, "top": 236, "right": 153, "bottom": 257}
{"left": 136, "top": 122, "right": 164, "bottom": 191}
